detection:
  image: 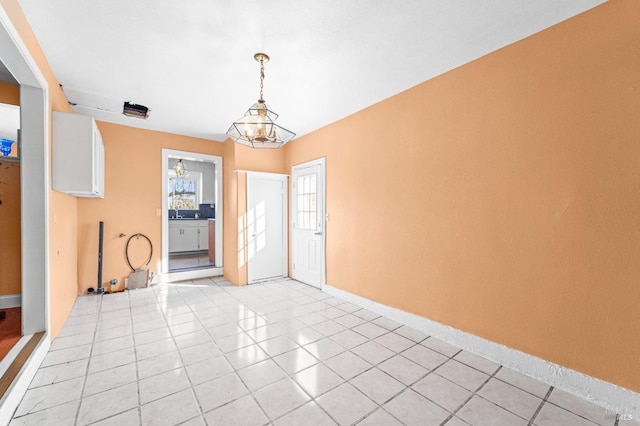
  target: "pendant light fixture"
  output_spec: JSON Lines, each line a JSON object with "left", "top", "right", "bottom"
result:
{"left": 174, "top": 159, "right": 187, "bottom": 177}
{"left": 226, "top": 53, "right": 295, "bottom": 149}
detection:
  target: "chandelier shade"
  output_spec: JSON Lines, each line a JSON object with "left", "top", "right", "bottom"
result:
{"left": 226, "top": 53, "right": 295, "bottom": 149}
{"left": 174, "top": 159, "right": 187, "bottom": 177}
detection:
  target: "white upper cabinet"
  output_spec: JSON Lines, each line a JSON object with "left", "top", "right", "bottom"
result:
{"left": 52, "top": 111, "right": 104, "bottom": 198}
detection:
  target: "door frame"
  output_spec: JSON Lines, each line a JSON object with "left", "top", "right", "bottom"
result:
{"left": 291, "top": 157, "right": 326, "bottom": 289}
{"left": 0, "top": 4, "right": 51, "bottom": 424}
{"left": 246, "top": 171, "right": 288, "bottom": 284}
{"left": 161, "top": 149, "right": 223, "bottom": 281}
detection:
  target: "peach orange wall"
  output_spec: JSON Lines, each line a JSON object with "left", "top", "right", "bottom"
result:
{"left": 0, "top": 82, "right": 20, "bottom": 297}
{"left": 285, "top": 0, "right": 640, "bottom": 392}
{"left": 0, "top": 0, "right": 76, "bottom": 338}
{"left": 222, "top": 139, "right": 239, "bottom": 284}
{"left": 0, "top": 162, "right": 20, "bottom": 296}
{"left": 76, "top": 123, "right": 224, "bottom": 294}
{"left": 0, "top": 82, "right": 18, "bottom": 104}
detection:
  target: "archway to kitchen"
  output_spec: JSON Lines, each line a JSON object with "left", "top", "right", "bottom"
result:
{"left": 161, "top": 149, "right": 223, "bottom": 281}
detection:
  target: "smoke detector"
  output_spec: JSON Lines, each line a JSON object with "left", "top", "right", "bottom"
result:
{"left": 123, "top": 102, "right": 150, "bottom": 119}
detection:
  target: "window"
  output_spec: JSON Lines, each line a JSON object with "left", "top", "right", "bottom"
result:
{"left": 168, "top": 170, "right": 202, "bottom": 210}
{"left": 296, "top": 174, "right": 317, "bottom": 230}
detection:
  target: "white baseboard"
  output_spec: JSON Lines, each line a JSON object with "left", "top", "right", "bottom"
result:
{"left": 323, "top": 284, "right": 639, "bottom": 418}
{"left": 0, "top": 333, "right": 50, "bottom": 426}
{"left": 0, "top": 294, "right": 21, "bottom": 309}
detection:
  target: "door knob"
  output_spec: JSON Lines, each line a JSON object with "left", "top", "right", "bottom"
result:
{"left": 314, "top": 232, "right": 322, "bottom": 236}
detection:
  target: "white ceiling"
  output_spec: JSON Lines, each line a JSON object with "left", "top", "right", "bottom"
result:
{"left": 18, "top": 0, "right": 605, "bottom": 142}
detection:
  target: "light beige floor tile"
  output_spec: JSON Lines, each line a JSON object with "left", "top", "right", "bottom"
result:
{"left": 238, "top": 359, "right": 287, "bottom": 392}
{"left": 357, "top": 408, "right": 403, "bottom": 425}
{"left": 353, "top": 322, "right": 388, "bottom": 339}
{"left": 454, "top": 351, "right": 500, "bottom": 375}
{"left": 273, "top": 347, "right": 319, "bottom": 374}
{"left": 421, "top": 337, "right": 460, "bottom": 357}
{"left": 316, "top": 383, "right": 377, "bottom": 425}
{"left": 457, "top": 396, "right": 528, "bottom": 426}
{"left": 401, "top": 344, "right": 448, "bottom": 370}
{"left": 90, "top": 408, "right": 140, "bottom": 426}
{"left": 193, "top": 372, "right": 248, "bottom": 412}
{"left": 225, "top": 343, "right": 269, "bottom": 370}
{"left": 374, "top": 332, "right": 414, "bottom": 353}
{"left": 204, "top": 394, "right": 268, "bottom": 425}
{"left": 139, "top": 367, "right": 190, "bottom": 404}
{"left": 83, "top": 363, "right": 137, "bottom": 396}
{"left": 140, "top": 388, "right": 201, "bottom": 426}
{"left": 304, "top": 338, "right": 346, "bottom": 361}
{"left": 394, "top": 325, "right": 428, "bottom": 343}
{"left": 10, "top": 400, "right": 78, "bottom": 426}
{"left": 494, "top": 367, "right": 551, "bottom": 398}
{"left": 29, "top": 358, "right": 88, "bottom": 388}
{"left": 15, "top": 377, "right": 84, "bottom": 417}
{"left": 324, "top": 351, "right": 371, "bottom": 380}
{"left": 351, "top": 367, "right": 405, "bottom": 405}
{"left": 275, "top": 401, "right": 336, "bottom": 426}
{"left": 478, "top": 378, "right": 542, "bottom": 420}
{"left": 378, "top": 355, "right": 428, "bottom": 386}
{"left": 77, "top": 382, "right": 138, "bottom": 425}
{"left": 137, "top": 350, "right": 182, "bottom": 379}
{"left": 293, "top": 363, "right": 344, "bottom": 397}
{"left": 534, "top": 403, "right": 600, "bottom": 426}
{"left": 258, "top": 335, "right": 299, "bottom": 357}
{"left": 383, "top": 389, "right": 451, "bottom": 426}
{"left": 253, "top": 377, "right": 310, "bottom": 420}
{"left": 435, "top": 359, "right": 489, "bottom": 391}
{"left": 351, "top": 341, "right": 395, "bottom": 365}
{"left": 547, "top": 389, "right": 615, "bottom": 425}
{"left": 412, "top": 373, "right": 472, "bottom": 412}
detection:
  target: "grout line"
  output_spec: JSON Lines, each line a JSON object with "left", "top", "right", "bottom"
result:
{"left": 73, "top": 294, "right": 104, "bottom": 426}
{"left": 528, "top": 386, "right": 554, "bottom": 426}
{"left": 438, "top": 365, "right": 502, "bottom": 425}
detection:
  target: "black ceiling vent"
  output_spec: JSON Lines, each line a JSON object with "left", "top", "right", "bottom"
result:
{"left": 123, "top": 102, "right": 150, "bottom": 119}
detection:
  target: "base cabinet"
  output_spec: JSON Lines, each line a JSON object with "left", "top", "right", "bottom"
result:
{"left": 169, "top": 220, "right": 209, "bottom": 253}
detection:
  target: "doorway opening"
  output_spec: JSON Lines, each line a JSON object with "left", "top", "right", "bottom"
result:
{"left": 161, "top": 149, "right": 223, "bottom": 281}
{"left": 0, "top": 101, "right": 21, "bottom": 361}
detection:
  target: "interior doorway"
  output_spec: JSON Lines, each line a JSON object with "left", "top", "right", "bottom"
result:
{"left": 161, "top": 149, "right": 223, "bottom": 281}
{"left": 291, "top": 158, "right": 326, "bottom": 288}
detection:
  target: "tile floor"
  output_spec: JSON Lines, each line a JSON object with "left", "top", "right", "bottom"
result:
{"left": 9, "top": 277, "right": 629, "bottom": 425}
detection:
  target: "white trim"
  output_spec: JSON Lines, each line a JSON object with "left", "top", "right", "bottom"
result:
{"left": 0, "top": 294, "right": 21, "bottom": 308}
{"left": 235, "top": 169, "right": 289, "bottom": 177}
{"left": 291, "top": 157, "right": 327, "bottom": 289}
{"left": 323, "top": 284, "right": 640, "bottom": 418}
{"left": 0, "top": 334, "right": 50, "bottom": 425}
{"left": 161, "top": 149, "right": 223, "bottom": 277}
{"left": 246, "top": 172, "right": 288, "bottom": 284}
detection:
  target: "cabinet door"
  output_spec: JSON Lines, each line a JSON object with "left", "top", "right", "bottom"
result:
{"left": 168, "top": 227, "right": 182, "bottom": 253}
{"left": 198, "top": 225, "right": 208, "bottom": 250}
{"left": 183, "top": 227, "right": 199, "bottom": 251}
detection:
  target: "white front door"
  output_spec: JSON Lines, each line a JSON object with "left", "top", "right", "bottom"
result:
{"left": 292, "top": 159, "right": 326, "bottom": 288}
{"left": 247, "top": 173, "right": 287, "bottom": 283}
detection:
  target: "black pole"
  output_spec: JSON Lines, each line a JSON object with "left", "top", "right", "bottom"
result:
{"left": 97, "top": 221, "right": 104, "bottom": 294}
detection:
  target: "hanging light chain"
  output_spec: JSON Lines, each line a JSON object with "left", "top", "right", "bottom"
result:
{"left": 259, "top": 57, "right": 265, "bottom": 101}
